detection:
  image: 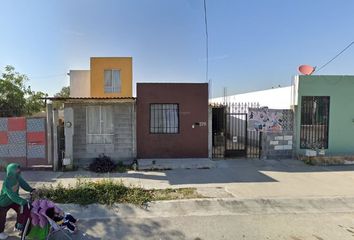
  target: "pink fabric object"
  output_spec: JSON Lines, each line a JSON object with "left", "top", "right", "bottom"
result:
{"left": 38, "top": 215, "right": 47, "bottom": 228}
{"left": 39, "top": 200, "right": 50, "bottom": 210}
{"left": 30, "top": 200, "right": 42, "bottom": 227}
{"left": 30, "top": 212, "right": 40, "bottom": 226}
{"left": 31, "top": 200, "right": 41, "bottom": 209}
{"left": 30, "top": 199, "right": 62, "bottom": 228}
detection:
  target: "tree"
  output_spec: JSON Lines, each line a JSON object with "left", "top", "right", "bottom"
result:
{"left": 53, "top": 86, "right": 70, "bottom": 109}
{"left": 25, "top": 91, "right": 48, "bottom": 115}
{"left": 0, "top": 65, "right": 47, "bottom": 117}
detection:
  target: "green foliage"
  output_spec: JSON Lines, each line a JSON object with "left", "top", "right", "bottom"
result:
{"left": 56, "top": 86, "right": 70, "bottom": 97}
{"left": 35, "top": 179, "right": 152, "bottom": 206}
{"left": 115, "top": 161, "right": 131, "bottom": 173}
{"left": 0, "top": 65, "right": 48, "bottom": 117}
{"left": 53, "top": 86, "right": 70, "bottom": 110}
{"left": 303, "top": 157, "right": 314, "bottom": 165}
{"left": 25, "top": 91, "right": 48, "bottom": 116}
{"left": 150, "top": 188, "right": 204, "bottom": 201}
{"left": 35, "top": 179, "right": 203, "bottom": 206}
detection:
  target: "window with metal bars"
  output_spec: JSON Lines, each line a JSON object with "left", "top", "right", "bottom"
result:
{"left": 300, "top": 96, "right": 330, "bottom": 149}
{"left": 150, "top": 104, "right": 179, "bottom": 134}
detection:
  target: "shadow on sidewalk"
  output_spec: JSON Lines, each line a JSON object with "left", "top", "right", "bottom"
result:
{"left": 8, "top": 158, "right": 354, "bottom": 187}
{"left": 82, "top": 218, "right": 186, "bottom": 240}
{"left": 54, "top": 159, "right": 280, "bottom": 185}
{"left": 56, "top": 204, "right": 186, "bottom": 240}
{"left": 5, "top": 204, "right": 185, "bottom": 240}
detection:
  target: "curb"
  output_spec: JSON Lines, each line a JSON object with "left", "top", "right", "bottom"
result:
{"left": 56, "top": 196, "right": 354, "bottom": 221}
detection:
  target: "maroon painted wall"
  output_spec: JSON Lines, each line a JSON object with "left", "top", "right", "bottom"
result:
{"left": 137, "top": 83, "right": 209, "bottom": 158}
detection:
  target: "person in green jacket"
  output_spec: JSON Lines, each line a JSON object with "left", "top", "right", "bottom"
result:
{"left": 0, "top": 163, "right": 35, "bottom": 240}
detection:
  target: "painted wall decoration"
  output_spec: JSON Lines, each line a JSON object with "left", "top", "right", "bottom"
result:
{"left": 0, "top": 117, "right": 46, "bottom": 167}
{"left": 248, "top": 108, "right": 293, "bottom": 132}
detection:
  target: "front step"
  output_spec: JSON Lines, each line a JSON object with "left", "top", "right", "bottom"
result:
{"left": 137, "top": 158, "right": 216, "bottom": 170}
{"left": 22, "top": 165, "right": 53, "bottom": 171}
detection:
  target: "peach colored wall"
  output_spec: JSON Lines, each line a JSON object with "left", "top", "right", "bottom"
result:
{"left": 90, "top": 57, "right": 132, "bottom": 97}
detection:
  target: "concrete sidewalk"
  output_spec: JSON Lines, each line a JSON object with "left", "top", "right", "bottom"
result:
{"left": 4, "top": 159, "right": 354, "bottom": 239}
{"left": 5, "top": 197, "right": 354, "bottom": 239}
{"left": 2, "top": 158, "right": 354, "bottom": 199}
{"left": 7, "top": 197, "right": 354, "bottom": 223}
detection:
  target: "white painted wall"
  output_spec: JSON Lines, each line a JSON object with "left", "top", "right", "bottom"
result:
{"left": 210, "top": 86, "right": 292, "bottom": 109}
{"left": 69, "top": 70, "right": 90, "bottom": 97}
{"left": 64, "top": 107, "right": 74, "bottom": 170}
{"left": 291, "top": 76, "right": 299, "bottom": 106}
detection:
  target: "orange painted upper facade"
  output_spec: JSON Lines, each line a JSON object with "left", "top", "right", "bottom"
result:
{"left": 90, "top": 57, "right": 133, "bottom": 97}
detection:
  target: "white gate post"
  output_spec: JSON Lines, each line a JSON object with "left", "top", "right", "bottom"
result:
{"left": 46, "top": 103, "right": 53, "bottom": 165}
{"left": 64, "top": 107, "right": 74, "bottom": 170}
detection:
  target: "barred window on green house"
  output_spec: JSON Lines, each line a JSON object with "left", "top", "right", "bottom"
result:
{"left": 300, "top": 96, "right": 330, "bottom": 149}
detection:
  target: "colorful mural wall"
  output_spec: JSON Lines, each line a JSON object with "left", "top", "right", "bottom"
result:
{"left": 0, "top": 117, "right": 47, "bottom": 167}
{"left": 248, "top": 108, "right": 293, "bottom": 132}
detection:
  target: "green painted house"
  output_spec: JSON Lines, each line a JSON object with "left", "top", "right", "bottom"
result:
{"left": 293, "top": 75, "right": 354, "bottom": 156}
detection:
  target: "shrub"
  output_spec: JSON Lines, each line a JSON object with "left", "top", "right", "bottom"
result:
{"left": 89, "top": 154, "right": 116, "bottom": 173}
{"left": 35, "top": 179, "right": 152, "bottom": 205}
{"left": 35, "top": 180, "right": 203, "bottom": 206}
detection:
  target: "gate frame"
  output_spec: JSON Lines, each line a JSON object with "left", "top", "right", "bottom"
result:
{"left": 224, "top": 112, "right": 248, "bottom": 158}
{"left": 210, "top": 102, "right": 261, "bottom": 159}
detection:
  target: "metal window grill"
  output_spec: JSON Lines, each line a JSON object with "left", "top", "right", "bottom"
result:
{"left": 150, "top": 104, "right": 179, "bottom": 134}
{"left": 300, "top": 96, "right": 330, "bottom": 149}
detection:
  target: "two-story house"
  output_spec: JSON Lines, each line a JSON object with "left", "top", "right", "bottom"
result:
{"left": 64, "top": 57, "right": 136, "bottom": 167}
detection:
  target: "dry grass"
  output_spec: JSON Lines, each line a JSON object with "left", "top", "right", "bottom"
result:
{"left": 150, "top": 188, "right": 205, "bottom": 201}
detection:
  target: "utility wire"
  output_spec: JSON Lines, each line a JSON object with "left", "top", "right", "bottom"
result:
{"left": 316, "top": 41, "right": 354, "bottom": 72}
{"left": 203, "top": 0, "right": 209, "bottom": 83}
{"left": 29, "top": 73, "right": 67, "bottom": 79}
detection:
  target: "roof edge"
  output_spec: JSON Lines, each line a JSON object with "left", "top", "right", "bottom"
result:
{"left": 42, "top": 97, "right": 136, "bottom": 101}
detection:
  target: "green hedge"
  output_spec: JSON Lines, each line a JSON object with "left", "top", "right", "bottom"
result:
{"left": 35, "top": 179, "right": 203, "bottom": 206}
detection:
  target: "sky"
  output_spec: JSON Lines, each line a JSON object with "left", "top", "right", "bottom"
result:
{"left": 1, "top": 0, "right": 354, "bottom": 98}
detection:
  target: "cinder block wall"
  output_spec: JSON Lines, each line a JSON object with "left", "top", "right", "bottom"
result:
{"left": 65, "top": 102, "right": 135, "bottom": 167}
{"left": 261, "top": 131, "right": 294, "bottom": 159}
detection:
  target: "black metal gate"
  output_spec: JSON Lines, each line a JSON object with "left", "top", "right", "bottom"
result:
{"left": 225, "top": 113, "right": 247, "bottom": 157}
{"left": 212, "top": 106, "right": 226, "bottom": 158}
{"left": 57, "top": 120, "right": 65, "bottom": 169}
{"left": 211, "top": 102, "right": 262, "bottom": 159}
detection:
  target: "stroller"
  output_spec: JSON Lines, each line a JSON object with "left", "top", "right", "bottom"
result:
{"left": 21, "top": 199, "right": 84, "bottom": 240}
